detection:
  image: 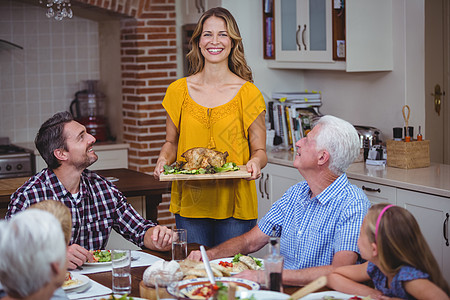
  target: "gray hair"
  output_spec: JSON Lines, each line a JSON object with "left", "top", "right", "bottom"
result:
{"left": 312, "top": 115, "right": 360, "bottom": 175}
{"left": 0, "top": 209, "right": 66, "bottom": 298}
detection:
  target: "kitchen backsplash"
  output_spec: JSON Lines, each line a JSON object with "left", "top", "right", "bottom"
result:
{"left": 0, "top": 0, "right": 100, "bottom": 143}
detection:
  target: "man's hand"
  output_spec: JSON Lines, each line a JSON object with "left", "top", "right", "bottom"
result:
{"left": 187, "top": 250, "right": 203, "bottom": 261}
{"left": 233, "top": 270, "right": 265, "bottom": 284}
{"left": 145, "top": 225, "right": 172, "bottom": 251}
{"left": 66, "top": 244, "right": 94, "bottom": 270}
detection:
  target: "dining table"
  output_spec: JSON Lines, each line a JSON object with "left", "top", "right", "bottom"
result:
{"left": 82, "top": 243, "right": 300, "bottom": 299}
{"left": 0, "top": 168, "right": 170, "bottom": 222}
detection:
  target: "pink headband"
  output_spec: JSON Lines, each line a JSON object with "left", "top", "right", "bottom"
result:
{"left": 374, "top": 204, "right": 394, "bottom": 242}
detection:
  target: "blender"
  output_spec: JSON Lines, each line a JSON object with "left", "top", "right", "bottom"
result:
{"left": 70, "top": 80, "right": 109, "bottom": 142}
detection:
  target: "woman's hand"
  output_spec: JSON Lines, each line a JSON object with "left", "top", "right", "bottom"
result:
{"left": 154, "top": 157, "right": 168, "bottom": 179}
{"left": 246, "top": 159, "right": 261, "bottom": 180}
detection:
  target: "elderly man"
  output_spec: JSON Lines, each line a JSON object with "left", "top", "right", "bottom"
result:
{"left": 7, "top": 111, "right": 172, "bottom": 270}
{"left": 0, "top": 209, "right": 67, "bottom": 300}
{"left": 188, "top": 115, "right": 370, "bottom": 286}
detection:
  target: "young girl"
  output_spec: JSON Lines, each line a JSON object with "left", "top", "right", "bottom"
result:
{"left": 328, "top": 203, "right": 449, "bottom": 299}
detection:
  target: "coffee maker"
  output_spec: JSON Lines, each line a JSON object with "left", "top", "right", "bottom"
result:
{"left": 70, "top": 80, "right": 109, "bottom": 142}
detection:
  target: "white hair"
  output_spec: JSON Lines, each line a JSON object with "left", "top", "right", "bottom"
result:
{"left": 0, "top": 209, "right": 66, "bottom": 298}
{"left": 312, "top": 115, "right": 360, "bottom": 175}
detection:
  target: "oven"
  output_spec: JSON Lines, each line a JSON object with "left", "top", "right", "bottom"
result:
{"left": 0, "top": 137, "right": 35, "bottom": 179}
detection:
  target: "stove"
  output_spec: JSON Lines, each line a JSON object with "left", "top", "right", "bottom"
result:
{"left": 0, "top": 138, "right": 35, "bottom": 179}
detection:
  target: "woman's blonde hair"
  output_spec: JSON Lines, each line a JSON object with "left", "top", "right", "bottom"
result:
{"left": 365, "top": 203, "right": 449, "bottom": 295}
{"left": 186, "top": 7, "right": 253, "bottom": 82}
{"left": 30, "top": 200, "right": 72, "bottom": 245}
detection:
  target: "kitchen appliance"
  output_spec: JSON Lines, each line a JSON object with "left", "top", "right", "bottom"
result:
{"left": 0, "top": 137, "right": 34, "bottom": 179}
{"left": 354, "top": 125, "right": 383, "bottom": 161}
{"left": 70, "top": 80, "right": 109, "bottom": 142}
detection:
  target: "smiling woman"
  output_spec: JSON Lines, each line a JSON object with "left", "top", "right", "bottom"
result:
{"left": 154, "top": 7, "right": 267, "bottom": 248}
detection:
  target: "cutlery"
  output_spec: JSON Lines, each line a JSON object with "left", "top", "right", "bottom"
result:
{"left": 288, "top": 276, "right": 327, "bottom": 300}
{"left": 200, "top": 245, "right": 215, "bottom": 285}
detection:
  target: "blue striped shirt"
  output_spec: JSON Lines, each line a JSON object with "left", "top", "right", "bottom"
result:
{"left": 258, "top": 173, "right": 370, "bottom": 269}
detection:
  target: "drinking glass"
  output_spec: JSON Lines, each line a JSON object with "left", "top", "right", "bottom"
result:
{"left": 111, "top": 249, "right": 131, "bottom": 295}
{"left": 171, "top": 228, "right": 187, "bottom": 261}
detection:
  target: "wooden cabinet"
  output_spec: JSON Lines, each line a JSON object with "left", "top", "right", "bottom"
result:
{"left": 181, "top": 0, "right": 222, "bottom": 24}
{"left": 349, "top": 179, "right": 396, "bottom": 205}
{"left": 268, "top": 0, "right": 393, "bottom": 71}
{"left": 396, "top": 189, "right": 450, "bottom": 283}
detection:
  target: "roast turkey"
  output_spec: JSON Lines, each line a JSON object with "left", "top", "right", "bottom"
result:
{"left": 180, "top": 147, "right": 228, "bottom": 170}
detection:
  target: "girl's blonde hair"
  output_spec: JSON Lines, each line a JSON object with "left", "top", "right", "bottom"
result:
{"left": 30, "top": 200, "right": 72, "bottom": 245}
{"left": 365, "top": 203, "right": 449, "bottom": 295}
{"left": 186, "top": 7, "right": 253, "bottom": 82}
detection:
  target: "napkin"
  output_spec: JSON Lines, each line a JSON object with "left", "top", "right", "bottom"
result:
{"left": 65, "top": 280, "right": 111, "bottom": 299}
{"left": 72, "top": 251, "right": 164, "bottom": 275}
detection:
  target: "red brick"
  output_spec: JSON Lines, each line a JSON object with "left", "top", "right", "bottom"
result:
{"left": 147, "top": 63, "right": 177, "bottom": 70}
{"left": 137, "top": 87, "right": 167, "bottom": 94}
{"left": 139, "top": 119, "right": 166, "bottom": 126}
{"left": 136, "top": 56, "right": 167, "bottom": 63}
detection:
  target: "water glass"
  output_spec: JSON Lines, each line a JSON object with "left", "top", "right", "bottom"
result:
{"left": 171, "top": 228, "right": 187, "bottom": 261}
{"left": 112, "top": 249, "right": 131, "bottom": 294}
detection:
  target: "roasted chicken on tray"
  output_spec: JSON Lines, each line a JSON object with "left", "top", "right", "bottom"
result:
{"left": 179, "top": 147, "right": 229, "bottom": 170}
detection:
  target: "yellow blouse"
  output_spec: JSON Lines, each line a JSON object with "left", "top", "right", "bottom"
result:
{"left": 162, "top": 78, "right": 266, "bottom": 220}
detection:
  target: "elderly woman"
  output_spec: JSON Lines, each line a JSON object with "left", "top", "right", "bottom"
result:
{"left": 0, "top": 209, "right": 67, "bottom": 300}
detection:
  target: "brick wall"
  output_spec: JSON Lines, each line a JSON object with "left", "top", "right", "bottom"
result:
{"left": 77, "top": 0, "right": 176, "bottom": 226}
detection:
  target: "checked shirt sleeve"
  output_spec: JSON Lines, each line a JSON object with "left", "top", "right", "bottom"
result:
{"left": 112, "top": 189, "right": 156, "bottom": 247}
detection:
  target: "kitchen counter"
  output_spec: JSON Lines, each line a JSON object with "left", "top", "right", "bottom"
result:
{"left": 266, "top": 148, "right": 450, "bottom": 198}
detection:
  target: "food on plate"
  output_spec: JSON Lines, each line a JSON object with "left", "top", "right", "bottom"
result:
{"left": 90, "top": 249, "right": 112, "bottom": 262}
{"left": 184, "top": 282, "right": 228, "bottom": 300}
{"left": 231, "top": 253, "right": 263, "bottom": 271}
{"left": 142, "top": 260, "right": 183, "bottom": 287}
{"left": 236, "top": 254, "right": 262, "bottom": 270}
{"left": 321, "top": 296, "right": 373, "bottom": 300}
{"left": 95, "top": 294, "right": 135, "bottom": 300}
{"left": 163, "top": 147, "right": 240, "bottom": 175}
{"left": 62, "top": 272, "right": 81, "bottom": 288}
{"left": 178, "top": 259, "right": 231, "bottom": 280}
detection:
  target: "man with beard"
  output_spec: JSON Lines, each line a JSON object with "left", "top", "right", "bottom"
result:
{"left": 6, "top": 112, "right": 172, "bottom": 270}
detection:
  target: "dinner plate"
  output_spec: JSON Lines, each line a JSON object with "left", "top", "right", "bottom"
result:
{"left": 236, "top": 290, "right": 290, "bottom": 299}
{"left": 210, "top": 257, "right": 264, "bottom": 274}
{"left": 83, "top": 260, "right": 112, "bottom": 266}
{"left": 298, "top": 291, "right": 365, "bottom": 299}
{"left": 83, "top": 295, "right": 147, "bottom": 300}
{"left": 83, "top": 250, "right": 112, "bottom": 266}
{"left": 167, "top": 277, "right": 259, "bottom": 298}
{"left": 62, "top": 273, "right": 90, "bottom": 291}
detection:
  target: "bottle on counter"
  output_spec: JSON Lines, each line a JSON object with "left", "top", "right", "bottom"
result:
{"left": 264, "top": 227, "right": 284, "bottom": 292}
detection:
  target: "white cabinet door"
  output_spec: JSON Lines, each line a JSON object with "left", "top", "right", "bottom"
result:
{"left": 275, "top": 0, "right": 332, "bottom": 63}
{"left": 349, "top": 179, "right": 396, "bottom": 205}
{"left": 181, "top": 0, "right": 222, "bottom": 24}
{"left": 396, "top": 189, "right": 450, "bottom": 284}
{"left": 269, "top": 0, "right": 393, "bottom": 71}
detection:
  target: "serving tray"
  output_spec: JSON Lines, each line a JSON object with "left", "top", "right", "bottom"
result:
{"left": 159, "top": 165, "right": 251, "bottom": 181}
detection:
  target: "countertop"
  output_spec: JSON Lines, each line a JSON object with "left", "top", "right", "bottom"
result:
{"left": 266, "top": 148, "right": 450, "bottom": 198}
{"left": 15, "top": 141, "right": 129, "bottom": 155}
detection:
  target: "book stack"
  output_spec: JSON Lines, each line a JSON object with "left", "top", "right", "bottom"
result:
{"left": 268, "top": 91, "right": 322, "bottom": 149}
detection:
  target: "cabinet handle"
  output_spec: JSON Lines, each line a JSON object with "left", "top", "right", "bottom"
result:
{"left": 362, "top": 186, "right": 381, "bottom": 193}
{"left": 444, "top": 213, "right": 449, "bottom": 247}
{"left": 301, "top": 24, "right": 307, "bottom": 50}
{"left": 264, "top": 173, "right": 270, "bottom": 200}
{"left": 199, "top": 0, "right": 205, "bottom": 13}
{"left": 295, "top": 25, "right": 302, "bottom": 51}
{"left": 259, "top": 173, "right": 265, "bottom": 199}
{"left": 195, "top": 0, "right": 201, "bottom": 13}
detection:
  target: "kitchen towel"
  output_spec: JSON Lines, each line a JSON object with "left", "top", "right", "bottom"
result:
{"left": 72, "top": 250, "right": 164, "bottom": 275}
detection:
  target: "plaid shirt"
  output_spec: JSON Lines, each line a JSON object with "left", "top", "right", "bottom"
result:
{"left": 6, "top": 168, "right": 156, "bottom": 250}
{"left": 259, "top": 173, "right": 370, "bottom": 269}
